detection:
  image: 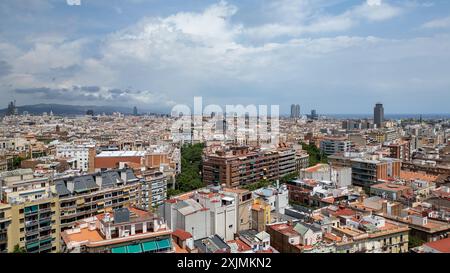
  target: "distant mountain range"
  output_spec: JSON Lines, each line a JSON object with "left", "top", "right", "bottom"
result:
{"left": 0, "top": 104, "right": 163, "bottom": 116}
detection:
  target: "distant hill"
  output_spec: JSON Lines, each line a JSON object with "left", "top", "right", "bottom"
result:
{"left": 0, "top": 104, "right": 146, "bottom": 116}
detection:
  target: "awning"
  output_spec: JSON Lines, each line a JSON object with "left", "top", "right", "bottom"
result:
{"left": 156, "top": 239, "right": 171, "bottom": 250}
{"left": 142, "top": 241, "right": 158, "bottom": 252}
{"left": 127, "top": 244, "right": 143, "bottom": 253}
{"left": 111, "top": 246, "right": 127, "bottom": 254}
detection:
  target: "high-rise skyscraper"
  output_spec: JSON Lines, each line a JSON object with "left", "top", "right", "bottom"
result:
{"left": 290, "top": 104, "right": 300, "bottom": 119}
{"left": 310, "top": 109, "right": 318, "bottom": 120}
{"left": 374, "top": 103, "right": 384, "bottom": 128}
{"left": 133, "top": 106, "right": 138, "bottom": 116}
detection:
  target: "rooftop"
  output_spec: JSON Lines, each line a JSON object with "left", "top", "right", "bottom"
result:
{"left": 424, "top": 237, "right": 450, "bottom": 253}
{"left": 96, "top": 151, "right": 147, "bottom": 157}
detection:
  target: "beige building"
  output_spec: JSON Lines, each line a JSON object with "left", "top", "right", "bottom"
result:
{"left": 222, "top": 188, "right": 253, "bottom": 232}
{"left": 8, "top": 197, "right": 61, "bottom": 253}
{"left": 0, "top": 203, "right": 11, "bottom": 253}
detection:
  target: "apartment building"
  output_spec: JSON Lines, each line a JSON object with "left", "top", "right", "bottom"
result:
{"left": 0, "top": 167, "right": 61, "bottom": 253}
{"left": 278, "top": 148, "right": 297, "bottom": 177}
{"left": 268, "top": 206, "right": 410, "bottom": 253}
{"left": 139, "top": 170, "right": 168, "bottom": 210}
{"left": 384, "top": 141, "right": 411, "bottom": 161}
{"left": 94, "top": 151, "right": 146, "bottom": 171}
{"left": 8, "top": 197, "right": 61, "bottom": 253}
{"left": 203, "top": 146, "right": 297, "bottom": 188}
{"left": 61, "top": 207, "right": 173, "bottom": 253}
{"left": 0, "top": 156, "right": 8, "bottom": 172}
{"left": 160, "top": 188, "right": 237, "bottom": 241}
{"left": 222, "top": 188, "right": 253, "bottom": 232}
{"left": 253, "top": 184, "right": 289, "bottom": 215}
{"left": 0, "top": 203, "right": 11, "bottom": 253}
{"left": 379, "top": 213, "right": 450, "bottom": 243}
{"left": 295, "top": 151, "right": 310, "bottom": 173}
{"left": 53, "top": 169, "right": 140, "bottom": 230}
{"left": 370, "top": 182, "right": 412, "bottom": 202}
{"left": 351, "top": 158, "right": 401, "bottom": 189}
{"left": 56, "top": 142, "right": 96, "bottom": 172}
{"left": 300, "top": 164, "right": 331, "bottom": 181}
{"left": 320, "top": 137, "right": 353, "bottom": 156}
{"left": 251, "top": 199, "right": 271, "bottom": 233}
{"left": 330, "top": 215, "right": 410, "bottom": 253}
{"left": 299, "top": 163, "right": 352, "bottom": 189}
{"left": 144, "top": 147, "right": 181, "bottom": 174}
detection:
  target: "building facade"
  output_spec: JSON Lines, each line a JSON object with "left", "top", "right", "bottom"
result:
{"left": 54, "top": 169, "right": 140, "bottom": 231}
{"left": 351, "top": 158, "right": 401, "bottom": 189}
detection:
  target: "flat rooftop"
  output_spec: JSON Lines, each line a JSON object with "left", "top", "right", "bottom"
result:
{"left": 96, "top": 151, "right": 147, "bottom": 157}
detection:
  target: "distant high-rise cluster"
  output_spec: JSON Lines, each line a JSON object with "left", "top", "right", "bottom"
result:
{"left": 374, "top": 103, "right": 384, "bottom": 128}
{"left": 290, "top": 104, "right": 300, "bottom": 119}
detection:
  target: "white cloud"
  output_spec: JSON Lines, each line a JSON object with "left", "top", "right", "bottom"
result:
{"left": 66, "top": 0, "right": 81, "bottom": 6}
{"left": 421, "top": 16, "right": 450, "bottom": 29}
{"left": 245, "top": 0, "right": 404, "bottom": 39}
{"left": 2, "top": 1, "right": 450, "bottom": 112}
{"left": 350, "top": 0, "right": 403, "bottom": 22}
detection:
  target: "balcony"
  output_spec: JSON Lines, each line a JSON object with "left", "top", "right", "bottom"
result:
{"left": 25, "top": 220, "right": 39, "bottom": 228}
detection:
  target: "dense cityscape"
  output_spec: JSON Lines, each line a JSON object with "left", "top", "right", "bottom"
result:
{"left": 1, "top": 1, "right": 450, "bottom": 265}
{"left": 0, "top": 101, "right": 449, "bottom": 254}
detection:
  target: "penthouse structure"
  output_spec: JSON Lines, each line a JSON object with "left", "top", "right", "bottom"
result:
{"left": 62, "top": 207, "right": 173, "bottom": 253}
{"left": 53, "top": 169, "right": 140, "bottom": 230}
{"left": 203, "top": 146, "right": 297, "bottom": 188}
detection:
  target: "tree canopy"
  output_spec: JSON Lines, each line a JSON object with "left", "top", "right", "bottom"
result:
{"left": 300, "top": 142, "right": 328, "bottom": 166}
{"left": 169, "top": 143, "right": 205, "bottom": 197}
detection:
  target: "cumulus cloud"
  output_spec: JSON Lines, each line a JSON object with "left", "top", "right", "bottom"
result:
{"left": 1, "top": 0, "right": 450, "bottom": 113}
{"left": 245, "top": 0, "right": 404, "bottom": 39}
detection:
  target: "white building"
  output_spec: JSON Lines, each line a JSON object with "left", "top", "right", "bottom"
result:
{"left": 160, "top": 188, "right": 237, "bottom": 241}
{"left": 320, "top": 138, "right": 353, "bottom": 156}
{"left": 253, "top": 184, "right": 289, "bottom": 214}
{"left": 56, "top": 141, "right": 95, "bottom": 172}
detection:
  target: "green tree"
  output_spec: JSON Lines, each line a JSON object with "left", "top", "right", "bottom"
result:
{"left": 13, "top": 244, "right": 26, "bottom": 253}
{"left": 174, "top": 143, "right": 205, "bottom": 194}
{"left": 279, "top": 172, "right": 298, "bottom": 184}
{"left": 300, "top": 142, "right": 328, "bottom": 166}
{"left": 12, "top": 156, "right": 24, "bottom": 169}
{"left": 242, "top": 180, "right": 273, "bottom": 191}
{"left": 408, "top": 235, "right": 425, "bottom": 249}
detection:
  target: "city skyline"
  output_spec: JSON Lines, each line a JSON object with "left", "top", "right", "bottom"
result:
{"left": 1, "top": 0, "right": 450, "bottom": 114}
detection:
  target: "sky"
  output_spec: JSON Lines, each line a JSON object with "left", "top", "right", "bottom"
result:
{"left": 0, "top": 0, "right": 449, "bottom": 114}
